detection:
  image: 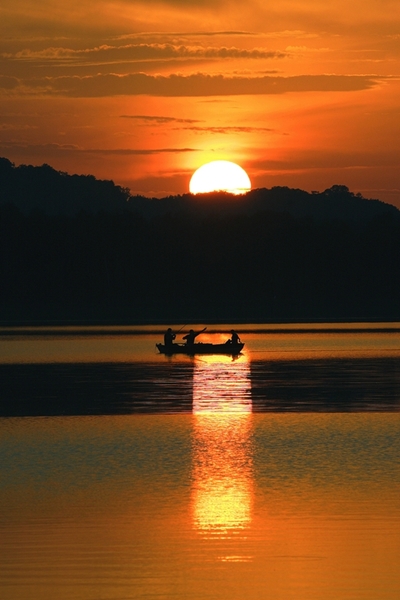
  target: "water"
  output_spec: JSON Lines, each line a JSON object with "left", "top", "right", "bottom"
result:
{"left": 1, "top": 324, "right": 400, "bottom": 599}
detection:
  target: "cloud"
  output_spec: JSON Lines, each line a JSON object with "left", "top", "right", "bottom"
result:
{"left": 33, "top": 72, "right": 384, "bottom": 97}
{"left": 285, "top": 46, "right": 331, "bottom": 53}
{"left": 114, "top": 0, "right": 229, "bottom": 5}
{"left": 5, "top": 43, "right": 288, "bottom": 63}
{"left": 176, "top": 125, "right": 274, "bottom": 134}
{"left": 118, "top": 117, "right": 276, "bottom": 133}
{"left": 0, "top": 76, "right": 20, "bottom": 89}
{"left": 120, "top": 114, "right": 201, "bottom": 124}
{"left": 0, "top": 123, "right": 38, "bottom": 130}
{"left": 118, "top": 31, "right": 254, "bottom": 39}
{"left": 262, "top": 30, "right": 321, "bottom": 39}
{"left": 251, "top": 148, "right": 400, "bottom": 171}
{"left": 0, "top": 142, "right": 198, "bottom": 157}
{"left": 84, "top": 147, "right": 198, "bottom": 155}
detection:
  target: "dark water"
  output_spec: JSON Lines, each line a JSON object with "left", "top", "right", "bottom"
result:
{"left": 1, "top": 349, "right": 400, "bottom": 416}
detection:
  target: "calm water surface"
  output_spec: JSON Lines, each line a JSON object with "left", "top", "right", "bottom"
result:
{"left": 1, "top": 324, "right": 400, "bottom": 599}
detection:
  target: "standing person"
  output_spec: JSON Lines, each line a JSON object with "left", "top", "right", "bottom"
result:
{"left": 164, "top": 327, "right": 176, "bottom": 348}
{"left": 182, "top": 327, "right": 207, "bottom": 346}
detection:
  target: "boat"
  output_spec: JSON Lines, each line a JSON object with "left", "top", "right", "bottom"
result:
{"left": 156, "top": 342, "right": 244, "bottom": 355}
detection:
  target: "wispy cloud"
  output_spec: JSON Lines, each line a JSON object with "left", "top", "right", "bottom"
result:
{"left": 251, "top": 148, "right": 400, "bottom": 171}
{"left": 0, "top": 76, "right": 20, "bottom": 89}
{"left": 118, "top": 116, "right": 276, "bottom": 133}
{"left": 118, "top": 31, "right": 255, "bottom": 40}
{"left": 31, "top": 72, "right": 384, "bottom": 97}
{"left": 3, "top": 43, "right": 288, "bottom": 63}
{"left": 0, "top": 142, "right": 198, "bottom": 156}
{"left": 176, "top": 125, "right": 274, "bottom": 133}
{"left": 85, "top": 147, "right": 198, "bottom": 155}
{"left": 0, "top": 123, "right": 38, "bottom": 130}
{"left": 120, "top": 114, "right": 201, "bottom": 124}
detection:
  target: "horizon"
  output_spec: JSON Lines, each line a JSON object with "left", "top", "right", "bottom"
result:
{"left": 2, "top": 155, "right": 400, "bottom": 212}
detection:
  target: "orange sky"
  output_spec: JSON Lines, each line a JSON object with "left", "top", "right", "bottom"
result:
{"left": 1, "top": 0, "right": 399, "bottom": 206}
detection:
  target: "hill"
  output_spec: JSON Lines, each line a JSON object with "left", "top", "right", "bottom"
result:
{"left": 1, "top": 158, "right": 399, "bottom": 324}
{"left": 1, "top": 157, "right": 399, "bottom": 223}
{"left": 0, "top": 157, "right": 130, "bottom": 215}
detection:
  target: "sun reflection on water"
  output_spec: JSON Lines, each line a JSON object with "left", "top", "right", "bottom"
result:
{"left": 191, "top": 355, "right": 253, "bottom": 544}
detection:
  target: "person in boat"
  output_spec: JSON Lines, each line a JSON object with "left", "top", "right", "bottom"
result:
{"left": 226, "top": 329, "right": 241, "bottom": 345}
{"left": 164, "top": 328, "right": 176, "bottom": 348}
{"left": 182, "top": 327, "right": 207, "bottom": 346}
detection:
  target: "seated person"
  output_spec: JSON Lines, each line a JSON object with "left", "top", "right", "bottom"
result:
{"left": 183, "top": 327, "right": 206, "bottom": 346}
{"left": 226, "top": 329, "right": 241, "bottom": 345}
{"left": 164, "top": 328, "right": 176, "bottom": 347}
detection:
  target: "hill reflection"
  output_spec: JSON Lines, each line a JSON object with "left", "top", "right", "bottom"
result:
{"left": 0, "top": 353, "right": 399, "bottom": 416}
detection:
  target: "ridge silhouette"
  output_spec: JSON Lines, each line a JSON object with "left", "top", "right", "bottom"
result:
{"left": 1, "top": 157, "right": 398, "bottom": 222}
{"left": 1, "top": 157, "right": 399, "bottom": 324}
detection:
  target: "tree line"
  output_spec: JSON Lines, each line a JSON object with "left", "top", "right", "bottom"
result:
{"left": 1, "top": 158, "right": 399, "bottom": 323}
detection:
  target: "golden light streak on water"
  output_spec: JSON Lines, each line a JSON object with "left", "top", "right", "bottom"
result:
{"left": 191, "top": 355, "right": 253, "bottom": 546}
{"left": 192, "top": 354, "right": 252, "bottom": 414}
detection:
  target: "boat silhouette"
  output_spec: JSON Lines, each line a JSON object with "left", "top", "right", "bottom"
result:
{"left": 156, "top": 342, "right": 244, "bottom": 355}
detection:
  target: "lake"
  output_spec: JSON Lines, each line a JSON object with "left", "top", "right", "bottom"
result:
{"left": 1, "top": 324, "right": 400, "bottom": 599}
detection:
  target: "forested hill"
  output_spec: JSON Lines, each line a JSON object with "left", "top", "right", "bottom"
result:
{"left": 0, "top": 157, "right": 131, "bottom": 215}
{"left": 1, "top": 157, "right": 400, "bottom": 324}
{"left": 0, "top": 156, "right": 399, "bottom": 222}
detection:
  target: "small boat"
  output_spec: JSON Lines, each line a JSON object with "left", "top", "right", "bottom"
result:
{"left": 156, "top": 342, "right": 244, "bottom": 355}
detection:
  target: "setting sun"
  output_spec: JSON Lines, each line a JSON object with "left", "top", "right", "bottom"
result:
{"left": 189, "top": 161, "right": 251, "bottom": 195}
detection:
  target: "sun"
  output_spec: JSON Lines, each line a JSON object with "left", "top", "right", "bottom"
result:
{"left": 189, "top": 160, "right": 251, "bottom": 195}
